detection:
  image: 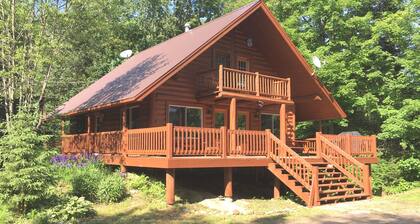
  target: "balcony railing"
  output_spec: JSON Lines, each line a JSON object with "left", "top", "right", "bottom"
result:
{"left": 197, "top": 65, "right": 291, "bottom": 100}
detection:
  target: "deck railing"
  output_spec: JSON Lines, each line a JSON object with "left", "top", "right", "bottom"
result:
{"left": 229, "top": 129, "right": 267, "bottom": 156}
{"left": 318, "top": 134, "right": 371, "bottom": 195}
{"left": 197, "top": 65, "right": 291, "bottom": 100}
{"left": 321, "top": 134, "right": 377, "bottom": 158}
{"left": 127, "top": 126, "right": 167, "bottom": 156}
{"left": 173, "top": 126, "right": 225, "bottom": 156}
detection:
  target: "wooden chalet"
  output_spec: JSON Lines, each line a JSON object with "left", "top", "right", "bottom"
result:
{"left": 58, "top": 0, "right": 378, "bottom": 207}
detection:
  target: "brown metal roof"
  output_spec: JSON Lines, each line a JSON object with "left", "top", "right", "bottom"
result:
{"left": 57, "top": 0, "right": 345, "bottom": 120}
{"left": 57, "top": 0, "right": 261, "bottom": 115}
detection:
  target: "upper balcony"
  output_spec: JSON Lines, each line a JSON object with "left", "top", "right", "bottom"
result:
{"left": 197, "top": 65, "right": 292, "bottom": 103}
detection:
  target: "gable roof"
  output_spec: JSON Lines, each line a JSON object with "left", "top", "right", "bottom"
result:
{"left": 57, "top": 0, "right": 346, "bottom": 121}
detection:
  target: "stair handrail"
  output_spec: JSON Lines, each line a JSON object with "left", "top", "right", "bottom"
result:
{"left": 268, "top": 133, "right": 315, "bottom": 191}
{"left": 318, "top": 134, "right": 369, "bottom": 190}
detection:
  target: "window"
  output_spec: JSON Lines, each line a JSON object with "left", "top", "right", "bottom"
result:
{"left": 94, "top": 114, "right": 103, "bottom": 132}
{"left": 261, "top": 114, "right": 280, "bottom": 136}
{"left": 237, "top": 57, "right": 249, "bottom": 71}
{"left": 127, "top": 106, "right": 140, "bottom": 129}
{"left": 237, "top": 112, "right": 249, "bottom": 130}
{"left": 69, "top": 116, "right": 86, "bottom": 134}
{"left": 214, "top": 110, "right": 226, "bottom": 128}
{"left": 215, "top": 52, "right": 231, "bottom": 67}
{"left": 169, "top": 105, "right": 202, "bottom": 127}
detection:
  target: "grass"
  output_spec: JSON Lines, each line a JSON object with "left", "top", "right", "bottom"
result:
{"left": 84, "top": 187, "right": 420, "bottom": 224}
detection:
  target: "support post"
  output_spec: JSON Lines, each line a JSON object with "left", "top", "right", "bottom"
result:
{"left": 229, "top": 98, "right": 237, "bottom": 152}
{"left": 121, "top": 108, "right": 128, "bottom": 174}
{"left": 371, "top": 135, "right": 377, "bottom": 158}
{"left": 265, "top": 129, "right": 271, "bottom": 157}
{"left": 224, "top": 168, "right": 233, "bottom": 198}
{"left": 166, "top": 169, "right": 175, "bottom": 205}
{"left": 315, "top": 132, "right": 322, "bottom": 158}
{"left": 287, "top": 78, "right": 291, "bottom": 100}
{"left": 279, "top": 104, "right": 286, "bottom": 144}
{"left": 61, "top": 119, "right": 65, "bottom": 135}
{"left": 273, "top": 178, "right": 281, "bottom": 199}
{"left": 218, "top": 64, "right": 223, "bottom": 92}
{"left": 221, "top": 126, "right": 227, "bottom": 158}
{"left": 166, "top": 123, "right": 173, "bottom": 158}
{"left": 87, "top": 114, "right": 92, "bottom": 153}
{"left": 363, "top": 164, "right": 372, "bottom": 197}
{"left": 311, "top": 167, "right": 320, "bottom": 206}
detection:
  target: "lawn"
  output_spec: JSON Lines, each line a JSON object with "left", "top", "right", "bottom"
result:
{"left": 84, "top": 187, "right": 420, "bottom": 224}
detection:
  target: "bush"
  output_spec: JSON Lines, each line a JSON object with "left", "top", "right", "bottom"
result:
{"left": 382, "top": 180, "right": 414, "bottom": 195}
{"left": 97, "top": 173, "right": 127, "bottom": 203}
{"left": 372, "top": 160, "right": 401, "bottom": 195}
{"left": 32, "top": 196, "right": 95, "bottom": 224}
{"left": 70, "top": 166, "right": 104, "bottom": 202}
{"left": 127, "top": 173, "right": 165, "bottom": 199}
{"left": 398, "top": 157, "right": 420, "bottom": 181}
{"left": 0, "top": 204, "right": 12, "bottom": 224}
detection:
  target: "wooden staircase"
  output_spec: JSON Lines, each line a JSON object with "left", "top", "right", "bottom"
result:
{"left": 267, "top": 133, "right": 371, "bottom": 207}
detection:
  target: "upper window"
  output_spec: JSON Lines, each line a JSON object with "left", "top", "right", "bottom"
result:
{"left": 215, "top": 52, "right": 231, "bottom": 68}
{"left": 169, "top": 105, "right": 202, "bottom": 127}
{"left": 261, "top": 113, "right": 280, "bottom": 136}
{"left": 237, "top": 57, "right": 250, "bottom": 71}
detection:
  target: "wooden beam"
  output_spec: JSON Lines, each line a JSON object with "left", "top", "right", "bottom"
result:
{"left": 166, "top": 169, "right": 175, "bottom": 205}
{"left": 274, "top": 178, "right": 281, "bottom": 199}
{"left": 229, "top": 98, "right": 237, "bottom": 130}
{"left": 218, "top": 91, "right": 294, "bottom": 105}
{"left": 224, "top": 168, "right": 233, "bottom": 198}
{"left": 279, "top": 104, "right": 286, "bottom": 143}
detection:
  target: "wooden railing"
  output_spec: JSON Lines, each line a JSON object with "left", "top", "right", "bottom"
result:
{"left": 318, "top": 134, "right": 370, "bottom": 194}
{"left": 229, "top": 129, "right": 267, "bottom": 156}
{"left": 91, "top": 131, "right": 122, "bottom": 154}
{"left": 294, "top": 138, "right": 316, "bottom": 154}
{"left": 173, "top": 126, "right": 225, "bottom": 156}
{"left": 197, "top": 65, "right": 291, "bottom": 100}
{"left": 322, "top": 134, "right": 377, "bottom": 158}
{"left": 268, "top": 133, "right": 315, "bottom": 190}
{"left": 127, "top": 126, "right": 167, "bottom": 156}
{"left": 62, "top": 133, "right": 89, "bottom": 154}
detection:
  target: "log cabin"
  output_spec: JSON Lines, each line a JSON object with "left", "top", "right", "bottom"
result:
{"left": 57, "top": 0, "right": 378, "bottom": 207}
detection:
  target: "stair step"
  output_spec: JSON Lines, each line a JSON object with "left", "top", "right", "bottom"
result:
{"left": 319, "top": 177, "right": 348, "bottom": 182}
{"left": 319, "top": 172, "right": 342, "bottom": 176}
{"left": 320, "top": 188, "right": 363, "bottom": 194}
{"left": 320, "top": 193, "right": 368, "bottom": 201}
{"left": 319, "top": 182, "right": 354, "bottom": 187}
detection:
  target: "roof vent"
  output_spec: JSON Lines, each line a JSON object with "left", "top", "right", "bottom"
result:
{"left": 184, "top": 23, "right": 191, "bottom": 32}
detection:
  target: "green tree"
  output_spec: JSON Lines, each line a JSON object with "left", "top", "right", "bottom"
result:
{"left": 0, "top": 110, "right": 55, "bottom": 214}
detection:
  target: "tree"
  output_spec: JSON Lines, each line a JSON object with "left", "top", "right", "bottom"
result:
{"left": 0, "top": 110, "right": 55, "bottom": 214}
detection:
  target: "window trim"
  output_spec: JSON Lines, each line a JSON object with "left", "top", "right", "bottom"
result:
{"left": 214, "top": 50, "right": 232, "bottom": 68}
{"left": 168, "top": 104, "right": 203, "bottom": 127}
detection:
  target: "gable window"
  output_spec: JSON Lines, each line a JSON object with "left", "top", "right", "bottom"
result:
{"left": 261, "top": 113, "right": 280, "bottom": 136}
{"left": 127, "top": 106, "right": 141, "bottom": 129}
{"left": 169, "top": 105, "right": 202, "bottom": 127}
{"left": 215, "top": 52, "right": 231, "bottom": 68}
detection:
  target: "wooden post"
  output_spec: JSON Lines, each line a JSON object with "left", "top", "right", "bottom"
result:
{"left": 166, "top": 169, "right": 175, "bottom": 205}
{"left": 265, "top": 129, "right": 271, "bottom": 157}
{"left": 121, "top": 108, "right": 128, "bottom": 174}
{"left": 61, "top": 119, "right": 65, "bottom": 135}
{"left": 273, "top": 178, "right": 281, "bottom": 199}
{"left": 315, "top": 132, "right": 322, "bottom": 158}
{"left": 363, "top": 164, "right": 372, "bottom": 197}
{"left": 255, "top": 72, "right": 260, "bottom": 96}
{"left": 279, "top": 104, "right": 286, "bottom": 144}
{"left": 218, "top": 64, "right": 223, "bottom": 92}
{"left": 287, "top": 78, "right": 291, "bottom": 100}
{"left": 166, "top": 123, "right": 173, "bottom": 158}
{"left": 224, "top": 167, "right": 233, "bottom": 198}
{"left": 87, "top": 114, "right": 91, "bottom": 153}
{"left": 311, "top": 167, "right": 320, "bottom": 206}
{"left": 346, "top": 134, "right": 352, "bottom": 154}
{"left": 229, "top": 98, "right": 237, "bottom": 153}
{"left": 221, "top": 126, "right": 227, "bottom": 158}
{"left": 371, "top": 135, "right": 377, "bottom": 158}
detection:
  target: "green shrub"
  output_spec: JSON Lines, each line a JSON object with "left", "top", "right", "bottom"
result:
{"left": 383, "top": 180, "right": 414, "bottom": 195}
{"left": 97, "top": 173, "right": 127, "bottom": 203}
{"left": 372, "top": 160, "right": 402, "bottom": 195}
{"left": 0, "top": 204, "right": 12, "bottom": 224}
{"left": 70, "top": 166, "right": 104, "bottom": 202}
{"left": 398, "top": 157, "right": 420, "bottom": 181}
{"left": 126, "top": 173, "right": 165, "bottom": 199}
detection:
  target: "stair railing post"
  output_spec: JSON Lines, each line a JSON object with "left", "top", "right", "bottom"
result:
{"left": 315, "top": 132, "right": 322, "bottom": 158}
{"left": 218, "top": 64, "right": 223, "bottom": 92}
{"left": 166, "top": 123, "right": 173, "bottom": 158}
{"left": 312, "top": 166, "right": 319, "bottom": 206}
{"left": 363, "top": 164, "right": 372, "bottom": 197}
{"left": 221, "top": 126, "right": 227, "bottom": 158}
